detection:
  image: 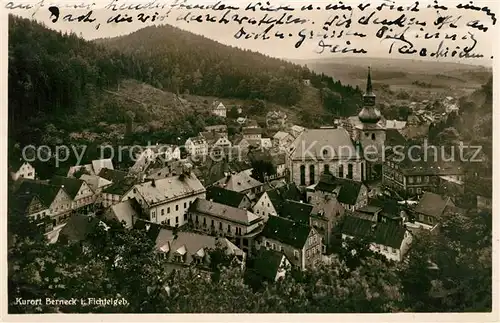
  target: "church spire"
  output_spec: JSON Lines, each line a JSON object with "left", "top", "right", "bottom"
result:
{"left": 366, "top": 66, "right": 373, "bottom": 95}
{"left": 358, "top": 67, "right": 381, "bottom": 123}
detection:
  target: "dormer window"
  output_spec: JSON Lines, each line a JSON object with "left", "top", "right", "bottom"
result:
{"left": 322, "top": 149, "right": 328, "bottom": 156}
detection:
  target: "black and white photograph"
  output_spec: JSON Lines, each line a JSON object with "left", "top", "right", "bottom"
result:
{"left": 3, "top": 0, "right": 496, "bottom": 318}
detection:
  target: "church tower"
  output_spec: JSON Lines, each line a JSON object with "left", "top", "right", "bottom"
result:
{"left": 356, "top": 67, "right": 386, "bottom": 180}
{"left": 358, "top": 67, "right": 382, "bottom": 124}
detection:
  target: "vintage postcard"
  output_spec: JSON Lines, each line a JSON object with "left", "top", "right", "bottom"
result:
{"left": 1, "top": 0, "right": 497, "bottom": 320}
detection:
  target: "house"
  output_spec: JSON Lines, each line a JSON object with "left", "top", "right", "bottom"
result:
{"left": 57, "top": 214, "right": 104, "bottom": 245}
{"left": 104, "top": 198, "right": 142, "bottom": 229}
{"left": 290, "top": 125, "right": 306, "bottom": 138}
{"left": 188, "top": 198, "right": 264, "bottom": 253}
{"left": 259, "top": 216, "right": 322, "bottom": 271}
{"left": 412, "top": 192, "right": 455, "bottom": 231}
{"left": 133, "top": 145, "right": 181, "bottom": 164}
{"left": 14, "top": 180, "right": 73, "bottom": 229}
{"left": 341, "top": 215, "right": 413, "bottom": 262}
{"left": 214, "top": 170, "right": 264, "bottom": 200}
{"left": 67, "top": 159, "right": 114, "bottom": 178}
{"left": 260, "top": 138, "right": 272, "bottom": 149}
{"left": 288, "top": 128, "right": 365, "bottom": 187}
{"left": 206, "top": 186, "right": 252, "bottom": 209}
{"left": 101, "top": 177, "right": 139, "bottom": 208}
{"left": 185, "top": 136, "right": 208, "bottom": 156}
{"left": 310, "top": 194, "right": 344, "bottom": 251}
{"left": 204, "top": 125, "right": 228, "bottom": 138}
{"left": 212, "top": 101, "right": 227, "bottom": 118}
{"left": 122, "top": 171, "right": 206, "bottom": 227}
{"left": 79, "top": 174, "right": 112, "bottom": 202}
{"left": 246, "top": 249, "right": 291, "bottom": 282}
{"left": 306, "top": 172, "right": 368, "bottom": 211}
{"left": 273, "top": 153, "right": 287, "bottom": 177}
{"left": 384, "top": 120, "right": 407, "bottom": 130}
{"left": 98, "top": 168, "right": 128, "bottom": 183}
{"left": 383, "top": 148, "right": 464, "bottom": 198}
{"left": 266, "top": 110, "right": 287, "bottom": 129}
{"left": 242, "top": 127, "right": 263, "bottom": 140}
{"left": 10, "top": 160, "right": 35, "bottom": 181}
{"left": 235, "top": 137, "right": 261, "bottom": 152}
{"left": 154, "top": 229, "right": 245, "bottom": 270}
{"left": 279, "top": 200, "right": 314, "bottom": 225}
{"left": 272, "top": 131, "right": 294, "bottom": 152}
{"left": 200, "top": 131, "right": 232, "bottom": 158}
{"left": 252, "top": 182, "right": 302, "bottom": 219}
{"left": 50, "top": 175, "right": 95, "bottom": 212}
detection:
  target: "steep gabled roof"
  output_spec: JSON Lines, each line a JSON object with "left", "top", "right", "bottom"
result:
{"left": 261, "top": 216, "right": 312, "bottom": 249}
{"left": 279, "top": 200, "right": 313, "bottom": 225}
{"left": 189, "top": 198, "right": 261, "bottom": 225}
{"left": 59, "top": 214, "right": 101, "bottom": 243}
{"left": 15, "top": 180, "right": 63, "bottom": 207}
{"left": 214, "top": 171, "right": 263, "bottom": 193}
{"left": 249, "top": 249, "right": 287, "bottom": 281}
{"left": 341, "top": 216, "right": 406, "bottom": 249}
{"left": 50, "top": 175, "right": 85, "bottom": 199}
{"left": 206, "top": 186, "right": 248, "bottom": 208}
{"left": 98, "top": 168, "right": 128, "bottom": 183}
{"left": 266, "top": 182, "right": 303, "bottom": 214}
{"left": 414, "top": 192, "right": 453, "bottom": 218}
{"left": 102, "top": 177, "right": 139, "bottom": 195}
{"left": 315, "top": 173, "right": 363, "bottom": 205}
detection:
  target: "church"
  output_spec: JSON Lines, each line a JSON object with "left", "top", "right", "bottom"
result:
{"left": 342, "top": 67, "right": 388, "bottom": 180}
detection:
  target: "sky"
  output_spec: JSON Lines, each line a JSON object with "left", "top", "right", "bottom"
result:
{"left": 4, "top": 0, "right": 498, "bottom": 66}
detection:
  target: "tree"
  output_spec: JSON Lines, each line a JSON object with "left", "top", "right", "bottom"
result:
{"left": 227, "top": 106, "right": 239, "bottom": 119}
{"left": 250, "top": 159, "right": 276, "bottom": 182}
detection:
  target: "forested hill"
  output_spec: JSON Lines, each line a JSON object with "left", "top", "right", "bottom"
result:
{"left": 8, "top": 15, "right": 361, "bottom": 147}
{"left": 96, "top": 24, "right": 361, "bottom": 106}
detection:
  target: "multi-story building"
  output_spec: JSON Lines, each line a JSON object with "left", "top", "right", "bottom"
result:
{"left": 122, "top": 171, "right": 206, "bottom": 227}
{"left": 188, "top": 198, "right": 264, "bottom": 253}
{"left": 382, "top": 148, "right": 464, "bottom": 198}
{"left": 212, "top": 101, "right": 227, "bottom": 118}
{"left": 341, "top": 215, "right": 413, "bottom": 262}
{"left": 185, "top": 136, "right": 208, "bottom": 156}
{"left": 50, "top": 176, "right": 95, "bottom": 213}
{"left": 306, "top": 172, "right": 368, "bottom": 211}
{"left": 259, "top": 216, "right": 322, "bottom": 271}
{"left": 213, "top": 170, "right": 264, "bottom": 200}
{"left": 10, "top": 160, "right": 36, "bottom": 181}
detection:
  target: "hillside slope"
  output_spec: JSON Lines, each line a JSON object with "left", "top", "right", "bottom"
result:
{"left": 8, "top": 16, "right": 363, "bottom": 148}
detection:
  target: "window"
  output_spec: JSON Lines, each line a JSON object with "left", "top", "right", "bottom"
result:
{"left": 161, "top": 209, "right": 165, "bottom": 216}
{"left": 429, "top": 217, "right": 433, "bottom": 224}
{"left": 300, "top": 165, "right": 306, "bottom": 185}
{"left": 176, "top": 216, "right": 179, "bottom": 224}
{"left": 408, "top": 177, "right": 414, "bottom": 184}
{"left": 184, "top": 213, "right": 187, "bottom": 220}
{"left": 365, "top": 132, "right": 369, "bottom": 137}
{"left": 309, "top": 165, "right": 315, "bottom": 185}
{"left": 424, "top": 176, "right": 429, "bottom": 183}
{"left": 219, "top": 222, "right": 222, "bottom": 229}
{"left": 272, "top": 243, "right": 275, "bottom": 250}
{"left": 339, "top": 164, "right": 344, "bottom": 178}
{"left": 417, "top": 188, "right": 422, "bottom": 194}
{"left": 196, "top": 215, "right": 199, "bottom": 223}
{"left": 167, "top": 207, "right": 170, "bottom": 214}
{"left": 151, "top": 211, "right": 156, "bottom": 217}
{"left": 324, "top": 164, "right": 330, "bottom": 174}
{"left": 227, "top": 224, "right": 231, "bottom": 233}
{"left": 184, "top": 202, "right": 187, "bottom": 208}
{"left": 371, "top": 133, "right": 376, "bottom": 140}
{"left": 323, "top": 149, "right": 328, "bottom": 156}
{"left": 294, "top": 250, "right": 299, "bottom": 258}
{"left": 167, "top": 219, "right": 171, "bottom": 226}
{"left": 416, "top": 176, "right": 422, "bottom": 183}
{"left": 203, "top": 217, "right": 206, "bottom": 225}
{"left": 267, "top": 203, "right": 270, "bottom": 207}
{"left": 175, "top": 205, "right": 179, "bottom": 211}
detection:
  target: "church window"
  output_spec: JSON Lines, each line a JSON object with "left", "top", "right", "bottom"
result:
{"left": 339, "top": 164, "right": 344, "bottom": 178}
{"left": 324, "top": 164, "right": 330, "bottom": 174}
{"left": 347, "top": 164, "right": 353, "bottom": 179}
{"left": 300, "top": 165, "right": 306, "bottom": 185}
{"left": 309, "top": 165, "right": 315, "bottom": 185}
{"left": 372, "top": 133, "right": 376, "bottom": 140}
